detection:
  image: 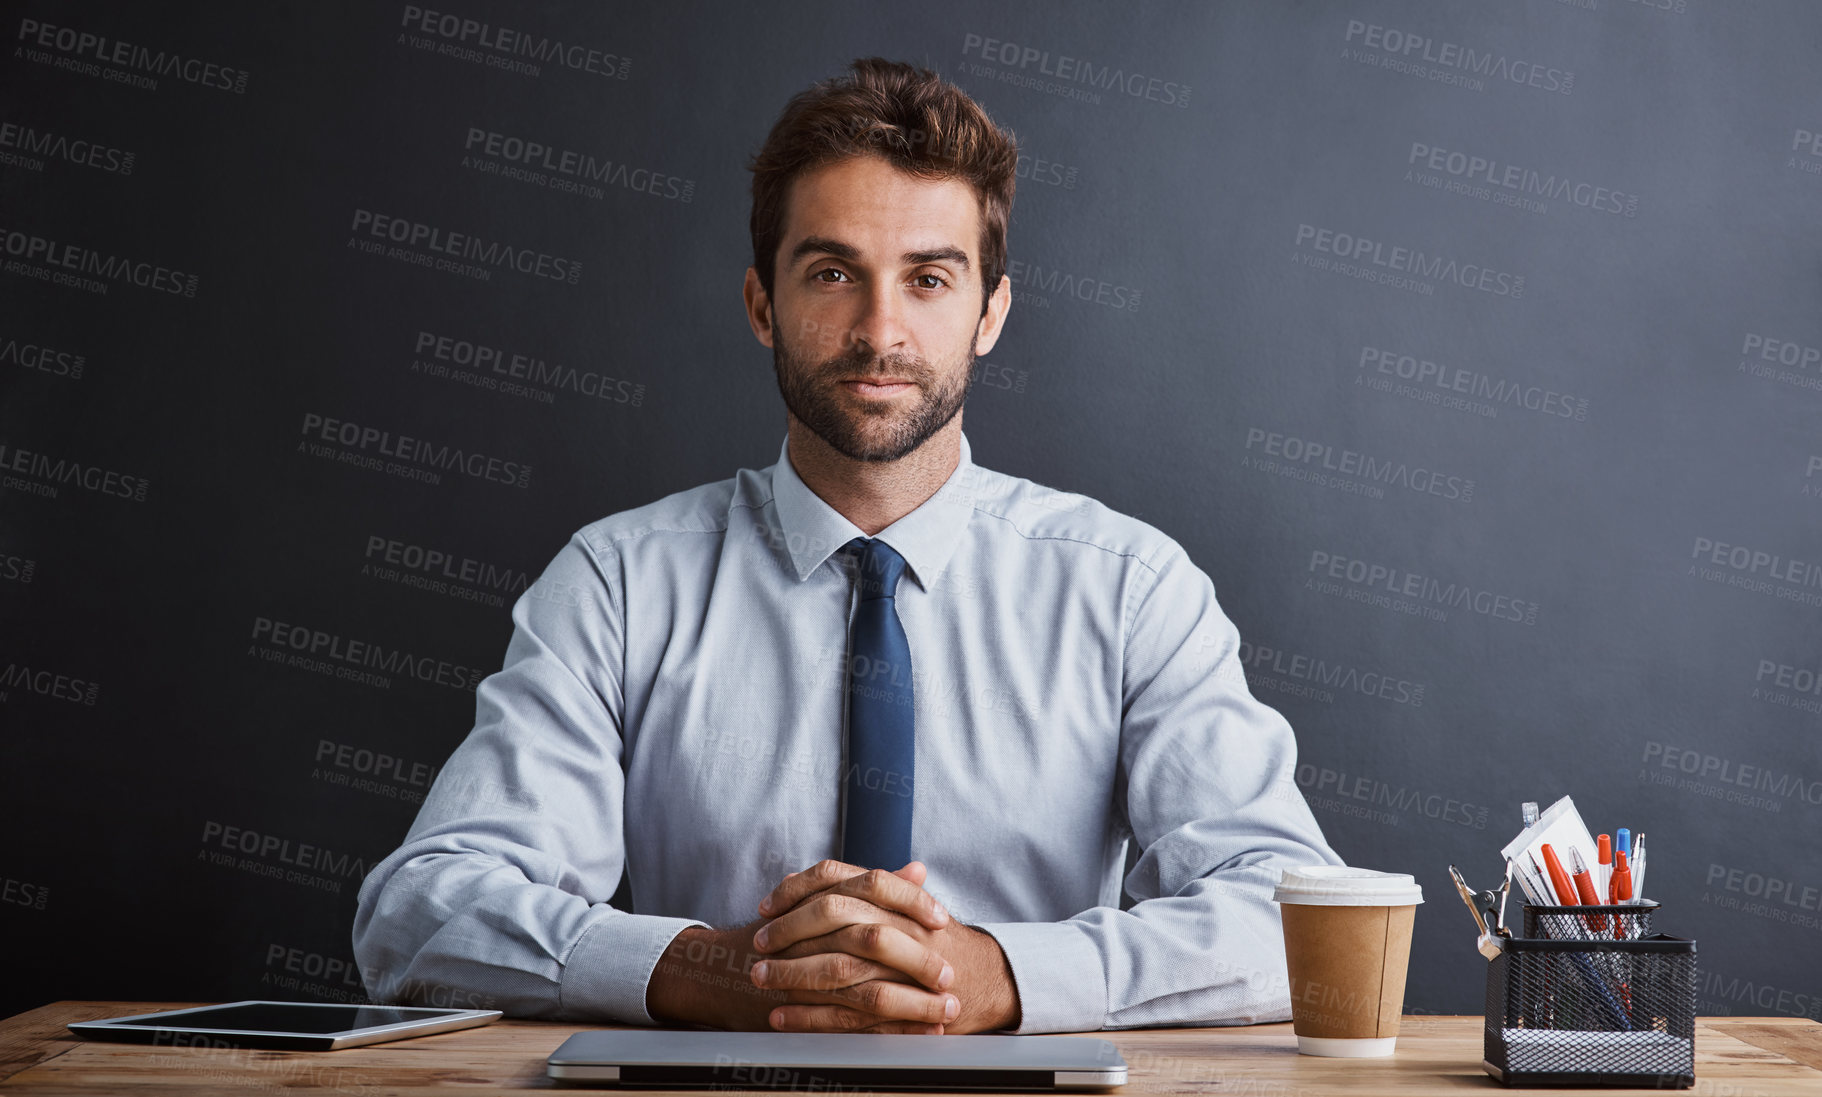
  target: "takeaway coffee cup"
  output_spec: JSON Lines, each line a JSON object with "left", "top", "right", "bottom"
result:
{"left": 1272, "top": 866, "right": 1424, "bottom": 1058}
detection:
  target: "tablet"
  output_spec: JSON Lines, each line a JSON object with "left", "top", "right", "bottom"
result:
{"left": 67, "top": 1000, "right": 503, "bottom": 1051}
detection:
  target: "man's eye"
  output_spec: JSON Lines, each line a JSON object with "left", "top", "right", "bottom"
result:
{"left": 813, "top": 269, "right": 849, "bottom": 283}
{"left": 914, "top": 274, "right": 948, "bottom": 290}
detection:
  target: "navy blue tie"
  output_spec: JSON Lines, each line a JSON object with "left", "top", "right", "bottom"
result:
{"left": 839, "top": 537, "right": 915, "bottom": 870}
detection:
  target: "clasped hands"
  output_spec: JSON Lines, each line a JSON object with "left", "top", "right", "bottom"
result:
{"left": 655, "top": 860, "right": 1020, "bottom": 1027}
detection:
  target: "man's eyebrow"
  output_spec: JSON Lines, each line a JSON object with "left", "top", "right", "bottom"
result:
{"left": 790, "top": 235, "right": 860, "bottom": 267}
{"left": 904, "top": 246, "right": 970, "bottom": 271}
{"left": 789, "top": 236, "right": 971, "bottom": 271}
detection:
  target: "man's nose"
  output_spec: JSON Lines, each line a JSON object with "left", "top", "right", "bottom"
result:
{"left": 847, "top": 282, "right": 911, "bottom": 355}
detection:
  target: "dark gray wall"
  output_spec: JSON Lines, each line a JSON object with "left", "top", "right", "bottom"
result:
{"left": 4, "top": 0, "right": 1819, "bottom": 1025}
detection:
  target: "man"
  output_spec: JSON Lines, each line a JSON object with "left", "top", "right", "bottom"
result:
{"left": 353, "top": 57, "right": 1340, "bottom": 1036}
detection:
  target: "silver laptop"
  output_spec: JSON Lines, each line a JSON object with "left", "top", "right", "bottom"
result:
{"left": 547, "top": 1029, "right": 1128, "bottom": 1090}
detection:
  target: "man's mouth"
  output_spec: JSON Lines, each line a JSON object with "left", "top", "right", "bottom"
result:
{"left": 841, "top": 378, "right": 916, "bottom": 397}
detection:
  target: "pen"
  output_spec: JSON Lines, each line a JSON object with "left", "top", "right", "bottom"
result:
{"left": 1541, "top": 843, "right": 1578, "bottom": 910}
{"left": 1633, "top": 834, "right": 1647, "bottom": 899}
{"left": 1496, "top": 859, "right": 1512, "bottom": 937}
{"left": 1597, "top": 833, "right": 1612, "bottom": 899}
{"left": 1570, "top": 848, "right": 1608, "bottom": 933}
{"left": 1609, "top": 850, "right": 1635, "bottom": 940}
{"left": 1610, "top": 849, "right": 1633, "bottom": 902}
{"left": 1512, "top": 855, "right": 1548, "bottom": 906}
{"left": 1566, "top": 948, "right": 1632, "bottom": 1030}
{"left": 1528, "top": 851, "right": 1558, "bottom": 904}
{"left": 1612, "top": 830, "right": 1632, "bottom": 934}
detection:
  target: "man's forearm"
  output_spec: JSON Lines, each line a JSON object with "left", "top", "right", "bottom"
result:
{"left": 646, "top": 923, "right": 782, "bottom": 1030}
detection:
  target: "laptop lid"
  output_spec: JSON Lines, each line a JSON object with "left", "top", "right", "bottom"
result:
{"left": 547, "top": 1029, "right": 1128, "bottom": 1090}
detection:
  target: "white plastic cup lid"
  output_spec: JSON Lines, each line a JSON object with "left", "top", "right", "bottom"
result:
{"left": 1273, "top": 865, "right": 1424, "bottom": 906}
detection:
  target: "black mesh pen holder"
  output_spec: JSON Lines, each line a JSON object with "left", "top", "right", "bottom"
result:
{"left": 1524, "top": 900, "right": 1656, "bottom": 940}
{"left": 1483, "top": 907, "right": 1695, "bottom": 1088}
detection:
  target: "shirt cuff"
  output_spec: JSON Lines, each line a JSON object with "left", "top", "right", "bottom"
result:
{"left": 560, "top": 908, "right": 711, "bottom": 1024}
{"left": 974, "top": 921, "right": 1107, "bottom": 1034}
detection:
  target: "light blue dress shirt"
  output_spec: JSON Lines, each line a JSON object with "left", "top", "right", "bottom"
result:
{"left": 352, "top": 432, "right": 1341, "bottom": 1033}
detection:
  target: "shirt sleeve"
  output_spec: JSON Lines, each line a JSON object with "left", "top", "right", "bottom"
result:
{"left": 976, "top": 537, "right": 1343, "bottom": 1033}
{"left": 351, "top": 529, "right": 708, "bottom": 1023}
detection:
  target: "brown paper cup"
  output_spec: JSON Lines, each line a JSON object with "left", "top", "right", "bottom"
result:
{"left": 1274, "top": 867, "right": 1423, "bottom": 1057}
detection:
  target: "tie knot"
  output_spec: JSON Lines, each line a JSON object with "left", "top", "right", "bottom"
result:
{"left": 847, "top": 537, "right": 907, "bottom": 601}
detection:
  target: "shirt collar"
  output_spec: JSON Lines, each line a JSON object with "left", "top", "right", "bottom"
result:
{"left": 770, "top": 432, "right": 978, "bottom": 592}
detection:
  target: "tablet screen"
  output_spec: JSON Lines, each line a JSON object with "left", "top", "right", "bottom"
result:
{"left": 127, "top": 1003, "right": 455, "bottom": 1033}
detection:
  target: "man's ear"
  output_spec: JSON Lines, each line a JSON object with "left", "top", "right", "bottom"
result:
{"left": 973, "top": 273, "right": 1013, "bottom": 355}
{"left": 743, "top": 267, "right": 776, "bottom": 349}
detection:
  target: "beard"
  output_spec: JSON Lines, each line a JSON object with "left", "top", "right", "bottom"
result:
{"left": 772, "top": 323, "right": 976, "bottom": 463}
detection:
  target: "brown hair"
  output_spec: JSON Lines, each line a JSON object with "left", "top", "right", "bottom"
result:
{"left": 748, "top": 57, "right": 1018, "bottom": 317}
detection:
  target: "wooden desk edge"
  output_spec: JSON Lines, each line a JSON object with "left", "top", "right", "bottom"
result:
{"left": 4, "top": 1002, "right": 1818, "bottom": 1087}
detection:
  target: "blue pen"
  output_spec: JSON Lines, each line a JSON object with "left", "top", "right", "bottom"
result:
{"left": 1571, "top": 950, "right": 1632, "bottom": 1030}
{"left": 1615, "top": 829, "right": 1631, "bottom": 860}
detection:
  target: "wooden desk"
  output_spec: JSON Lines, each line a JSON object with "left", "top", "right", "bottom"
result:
{"left": 2, "top": 1002, "right": 1817, "bottom": 1094}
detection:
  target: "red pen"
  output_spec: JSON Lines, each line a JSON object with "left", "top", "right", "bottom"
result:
{"left": 1610, "top": 849, "right": 1633, "bottom": 903}
{"left": 1609, "top": 850, "right": 1635, "bottom": 941}
{"left": 1540, "top": 844, "right": 1577, "bottom": 908}
{"left": 1570, "top": 849, "right": 1608, "bottom": 933}
{"left": 1597, "top": 834, "right": 1613, "bottom": 899}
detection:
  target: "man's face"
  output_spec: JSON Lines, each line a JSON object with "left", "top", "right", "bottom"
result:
{"left": 759, "top": 154, "right": 1000, "bottom": 463}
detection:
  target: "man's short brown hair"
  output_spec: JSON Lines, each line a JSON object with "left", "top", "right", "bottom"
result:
{"left": 748, "top": 57, "right": 1018, "bottom": 318}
